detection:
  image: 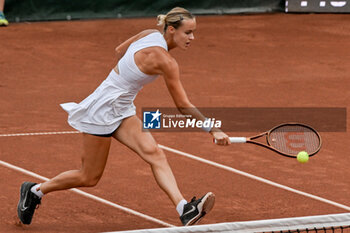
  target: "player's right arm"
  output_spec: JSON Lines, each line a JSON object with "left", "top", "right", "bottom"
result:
{"left": 157, "top": 51, "right": 230, "bottom": 145}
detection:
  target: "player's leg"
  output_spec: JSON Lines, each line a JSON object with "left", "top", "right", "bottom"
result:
{"left": 0, "top": 0, "right": 4, "bottom": 11}
{"left": 113, "top": 115, "right": 215, "bottom": 226}
{"left": 112, "top": 115, "right": 184, "bottom": 206}
{"left": 17, "top": 134, "right": 112, "bottom": 224}
{"left": 0, "top": 0, "right": 9, "bottom": 26}
{"left": 40, "top": 134, "right": 112, "bottom": 193}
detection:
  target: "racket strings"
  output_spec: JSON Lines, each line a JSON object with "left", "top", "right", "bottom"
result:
{"left": 268, "top": 125, "right": 321, "bottom": 156}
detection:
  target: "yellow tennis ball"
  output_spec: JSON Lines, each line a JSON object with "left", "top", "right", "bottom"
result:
{"left": 297, "top": 151, "right": 309, "bottom": 163}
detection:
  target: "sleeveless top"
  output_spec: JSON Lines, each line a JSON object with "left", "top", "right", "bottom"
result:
{"left": 60, "top": 31, "right": 168, "bottom": 134}
{"left": 116, "top": 31, "right": 168, "bottom": 91}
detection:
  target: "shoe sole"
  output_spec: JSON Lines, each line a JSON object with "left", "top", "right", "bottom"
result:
{"left": 186, "top": 192, "right": 215, "bottom": 226}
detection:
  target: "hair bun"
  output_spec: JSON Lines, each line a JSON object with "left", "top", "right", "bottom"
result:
{"left": 157, "top": 14, "right": 166, "bottom": 26}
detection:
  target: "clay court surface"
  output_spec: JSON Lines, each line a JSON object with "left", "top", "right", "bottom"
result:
{"left": 1, "top": 14, "right": 349, "bottom": 232}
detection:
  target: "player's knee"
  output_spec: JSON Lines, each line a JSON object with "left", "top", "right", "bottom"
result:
{"left": 141, "top": 144, "right": 166, "bottom": 165}
{"left": 80, "top": 173, "right": 102, "bottom": 187}
{"left": 141, "top": 143, "right": 159, "bottom": 156}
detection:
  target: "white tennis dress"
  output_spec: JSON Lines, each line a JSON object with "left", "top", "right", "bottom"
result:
{"left": 60, "top": 32, "right": 168, "bottom": 134}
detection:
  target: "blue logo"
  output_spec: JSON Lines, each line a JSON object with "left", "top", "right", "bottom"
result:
{"left": 143, "top": 109, "right": 162, "bottom": 129}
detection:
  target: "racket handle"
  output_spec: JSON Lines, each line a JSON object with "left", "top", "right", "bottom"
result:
{"left": 214, "top": 137, "right": 247, "bottom": 144}
{"left": 229, "top": 137, "right": 247, "bottom": 143}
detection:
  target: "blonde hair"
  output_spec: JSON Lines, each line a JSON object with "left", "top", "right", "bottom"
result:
{"left": 157, "top": 7, "right": 194, "bottom": 32}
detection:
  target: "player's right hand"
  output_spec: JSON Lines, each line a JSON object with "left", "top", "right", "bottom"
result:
{"left": 212, "top": 131, "right": 230, "bottom": 146}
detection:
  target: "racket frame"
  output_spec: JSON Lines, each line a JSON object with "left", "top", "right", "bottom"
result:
{"left": 230, "top": 123, "right": 322, "bottom": 158}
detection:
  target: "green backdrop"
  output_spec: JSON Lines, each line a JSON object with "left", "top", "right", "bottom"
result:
{"left": 4, "top": 0, "right": 284, "bottom": 22}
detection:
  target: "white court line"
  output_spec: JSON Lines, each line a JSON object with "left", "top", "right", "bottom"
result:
{"left": 158, "top": 145, "right": 350, "bottom": 212}
{"left": 0, "top": 131, "right": 80, "bottom": 137}
{"left": 0, "top": 160, "right": 174, "bottom": 227}
{"left": 2, "top": 130, "right": 350, "bottom": 212}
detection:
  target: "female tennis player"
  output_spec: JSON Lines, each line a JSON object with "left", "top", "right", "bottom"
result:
{"left": 17, "top": 7, "right": 230, "bottom": 226}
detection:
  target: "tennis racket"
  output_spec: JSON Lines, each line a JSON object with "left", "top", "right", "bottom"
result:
{"left": 215, "top": 123, "right": 322, "bottom": 158}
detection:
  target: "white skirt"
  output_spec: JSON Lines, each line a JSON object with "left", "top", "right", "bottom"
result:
{"left": 61, "top": 70, "right": 140, "bottom": 135}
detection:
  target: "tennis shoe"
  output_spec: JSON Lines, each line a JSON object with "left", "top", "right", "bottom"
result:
{"left": 180, "top": 192, "right": 215, "bottom": 226}
{"left": 17, "top": 182, "right": 41, "bottom": 225}
{"left": 0, "top": 12, "right": 9, "bottom": 26}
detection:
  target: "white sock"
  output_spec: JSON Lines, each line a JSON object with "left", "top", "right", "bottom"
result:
{"left": 176, "top": 199, "right": 187, "bottom": 216}
{"left": 30, "top": 184, "right": 44, "bottom": 198}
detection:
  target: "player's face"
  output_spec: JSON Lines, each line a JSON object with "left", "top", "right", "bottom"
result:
{"left": 173, "top": 19, "right": 196, "bottom": 50}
